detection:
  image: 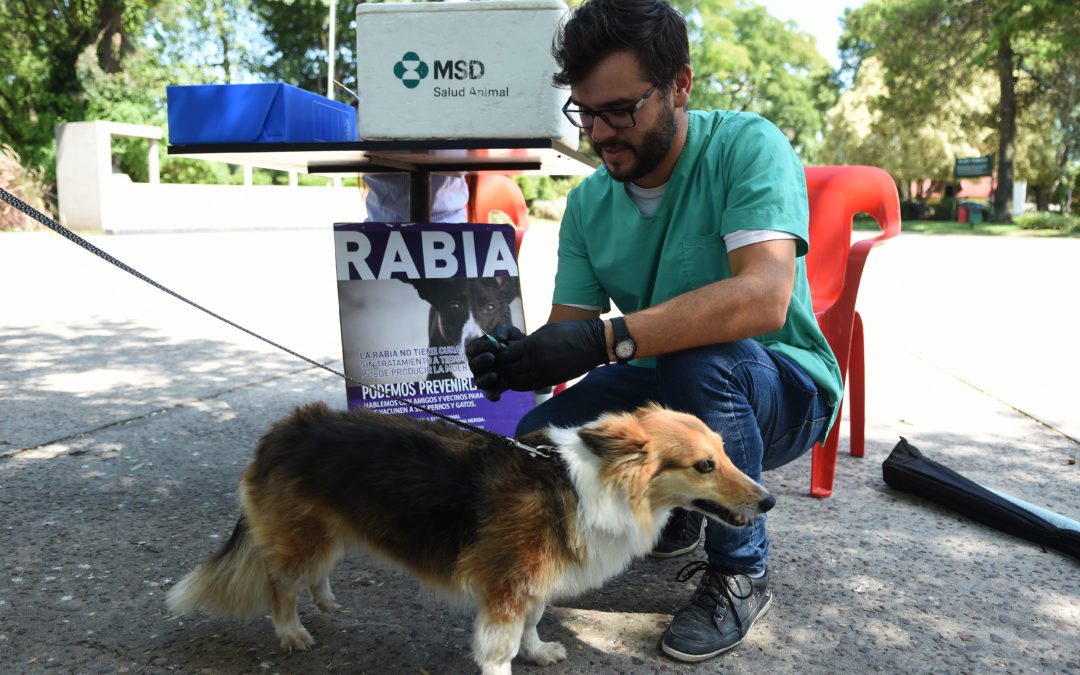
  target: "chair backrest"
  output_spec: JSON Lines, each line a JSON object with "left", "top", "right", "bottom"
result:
{"left": 467, "top": 173, "right": 530, "bottom": 255}
{"left": 467, "top": 174, "right": 530, "bottom": 229}
{"left": 803, "top": 165, "right": 902, "bottom": 313}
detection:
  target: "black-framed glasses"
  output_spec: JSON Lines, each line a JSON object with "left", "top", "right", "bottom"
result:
{"left": 561, "top": 85, "right": 657, "bottom": 129}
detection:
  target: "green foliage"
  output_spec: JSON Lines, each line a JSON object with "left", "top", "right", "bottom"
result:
{"left": 931, "top": 197, "right": 957, "bottom": 221}
{"left": 900, "top": 200, "right": 927, "bottom": 221}
{"left": 672, "top": 0, "right": 838, "bottom": 163}
{"left": 159, "top": 157, "right": 237, "bottom": 185}
{"left": 151, "top": 0, "right": 270, "bottom": 85}
{"left": 76, "top": 43, "right": 172, "bottom": 182}
{"left": 1015, "top": 211, "right": 1080, "bottom": 233}
{"left": 513, "top": 176, "right": 583, "bottom": 203}
{"left": 835, "top": 0, "right": 1080, "bottom": 220}
{"left": 0, "top": 0, "right": 128, "bottom": 184}
{"left": 821, "top": 56, "right": 989, "bottom": 187}
{"left": 250, "top": 0, "right": 358, "bottom": 103}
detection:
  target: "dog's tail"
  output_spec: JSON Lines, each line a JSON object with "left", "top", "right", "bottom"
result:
{"left": 166, "top": 516, "right": 271, "bottom": 617}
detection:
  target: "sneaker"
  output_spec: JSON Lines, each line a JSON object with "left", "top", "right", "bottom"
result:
{"left": 651, "top": 508, "right": 705, "bottom": 558}
{"left": 660, "top": 561, "right": 773, "bottom": 662}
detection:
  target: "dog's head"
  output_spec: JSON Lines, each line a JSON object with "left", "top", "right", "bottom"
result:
{"left": 406, "top": 277, "right": 518, "bottom": 348}
{"left": 576, "top": 404, "right": 774, "bottom": 529}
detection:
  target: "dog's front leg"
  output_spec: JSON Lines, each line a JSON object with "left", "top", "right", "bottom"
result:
{"left": 472, "top": 611, "right": 524, "bottom": 675}
{"left": 519, "top": 602, "right": 567, "bottom": 666}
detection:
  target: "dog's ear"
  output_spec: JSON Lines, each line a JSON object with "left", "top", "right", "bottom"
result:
{"left": 581, "top": 410, "right": 666, "bottom": 518}
{"left": 401, "top": 278, "right": 430, "bottom": 303}
{"left": 576, "top": 427, "right": 611, "bottom": 458}
{"left": 577, "top": 410, "right": 649, "bottom": 458}
{"left": 493, "top": 275, "right": 519, "bottom": 303}
{"left": 402, "top": 278, "right": 455, "bottom": 305}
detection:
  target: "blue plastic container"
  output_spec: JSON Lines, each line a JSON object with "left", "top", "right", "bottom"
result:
{"left": 167, "top": 83, "right": 356, "bottom": 144}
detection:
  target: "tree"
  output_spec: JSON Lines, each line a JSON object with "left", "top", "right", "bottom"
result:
{"left": 672, "top": 0, "right": 837, "bottom": 162}
{"left": 1014, "top": 7, "right": 1080, "bottom": 213}
{"left": 821, "top": 57, "right": 987, "bottom": 197}
{"left": 839, "top": 0, "right": 1080, "bottom": 221}
{"left": 250, "top": 0, "right": 359, "bottom": 103}
{"left": 150, "top": 0, "right": 270, "bottom": 85}
{"left": 0, "top": 0, "right": 162, "bottom": 185}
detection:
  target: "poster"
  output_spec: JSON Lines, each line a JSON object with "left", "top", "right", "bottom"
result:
{"left": 333, "top": 221, "right": 535, "bottom": 436}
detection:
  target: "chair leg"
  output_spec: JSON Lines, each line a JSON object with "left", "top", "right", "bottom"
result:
{"left": 810, "top": 398, "right": 842, "bottom": 498}
{"left": 849, "top": 311, "right": 865, "bottom": 458}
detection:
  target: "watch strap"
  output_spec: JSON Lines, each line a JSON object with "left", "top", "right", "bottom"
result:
{"left": 610, "top": 316, "right": 635, "bottom": 364}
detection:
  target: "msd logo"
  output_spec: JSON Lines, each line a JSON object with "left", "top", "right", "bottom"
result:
{"left": 434, "top": 60, "right": 486, "bottom": 80}
{"left": 392, "top": 52, "right": 486, "bottom": 89}
{"left": 393, "top": 52, "right": 429, "bottom": 89}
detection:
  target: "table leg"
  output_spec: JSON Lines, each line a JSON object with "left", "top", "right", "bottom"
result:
{"left": 409, "top": 170, "right": 431, "bottom": 222}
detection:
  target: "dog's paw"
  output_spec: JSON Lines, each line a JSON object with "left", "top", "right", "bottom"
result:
{"left": 278, "top": 627, "right": 315, "bottom": 652}
{"left": 523, "top": 640, "right": 567, "bottom": 666}
{"left": 314, "top": 597, "right": 339, "bottom": 613}
{"left": 310, "top": 580, "right": 338, "bottom": 613}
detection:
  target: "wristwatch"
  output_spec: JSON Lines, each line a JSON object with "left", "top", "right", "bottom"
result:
{"left": 610, "top": 316, "right": 636, "bottom": 365}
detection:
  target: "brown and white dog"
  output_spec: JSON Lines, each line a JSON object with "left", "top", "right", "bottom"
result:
{"left": 166, "top": 402, "right": 774, "bottom": 674}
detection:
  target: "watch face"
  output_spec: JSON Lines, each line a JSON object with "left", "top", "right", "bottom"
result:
{"left": 615, "top": 338, "right": 635, "bottom": 360}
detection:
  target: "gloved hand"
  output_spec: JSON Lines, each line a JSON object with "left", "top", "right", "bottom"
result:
{"left": 466, "top": 324, "right": 525, "bottom": 401}
{"left": 467, "top": 320, "right": 609, "bottom": 399}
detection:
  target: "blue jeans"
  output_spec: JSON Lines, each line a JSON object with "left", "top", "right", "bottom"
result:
{"left": 516, "top": 339, "right": 833, "bottom": 575}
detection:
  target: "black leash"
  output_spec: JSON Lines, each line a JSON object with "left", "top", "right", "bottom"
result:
{"left": 0, "top": 187, "right": 555, "bottom": 459}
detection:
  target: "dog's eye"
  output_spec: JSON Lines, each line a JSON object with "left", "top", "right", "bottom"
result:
{"left": 694, "top": 459, "right": 715, "bottom": 473}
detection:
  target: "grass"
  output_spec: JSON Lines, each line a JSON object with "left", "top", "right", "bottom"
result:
{"left": 853, "top": 215, "right": 1079, "bottom": 237}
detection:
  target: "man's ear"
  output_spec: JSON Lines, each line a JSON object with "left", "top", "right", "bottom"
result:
{"left": 673, "top": 65, "right": 692, "bottom": 109}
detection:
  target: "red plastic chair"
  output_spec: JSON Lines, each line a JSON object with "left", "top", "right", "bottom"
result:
{"left": 804, "top": 165, "right": 902, "bottom": 497}
{"left": 466, "top": 174, "right": 530, "bottom": 255}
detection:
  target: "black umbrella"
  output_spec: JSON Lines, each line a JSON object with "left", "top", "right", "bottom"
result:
{"left": 882, "top": 437, "right": 1080, "bottom": 560}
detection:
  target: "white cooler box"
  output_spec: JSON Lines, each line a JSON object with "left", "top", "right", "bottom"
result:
{"left": 355, "top": 0, "right": 576, "bottom": 146}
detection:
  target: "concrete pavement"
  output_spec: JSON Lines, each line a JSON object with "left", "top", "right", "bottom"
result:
{"left": 1, "top": 223, "right": 1078, "bottom": 673}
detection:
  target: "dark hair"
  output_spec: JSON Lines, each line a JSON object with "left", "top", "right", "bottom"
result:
{"left": 552, "top": 0, "right": 690, "bottom": 90}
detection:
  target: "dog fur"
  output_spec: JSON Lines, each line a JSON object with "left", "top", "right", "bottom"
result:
{"left": 166, "top": 402, "right": 774, "bottom": 674}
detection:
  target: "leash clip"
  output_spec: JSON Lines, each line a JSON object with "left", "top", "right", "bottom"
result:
{"left": 508, "top": 438, "right": 557, "bottom": 460}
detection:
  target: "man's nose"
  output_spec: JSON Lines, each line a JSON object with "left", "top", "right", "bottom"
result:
{"left": 588, "top": 117, "right": 618, "bottom": 143}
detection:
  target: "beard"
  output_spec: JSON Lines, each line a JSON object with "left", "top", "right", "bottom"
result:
{"left": 590, "top": 98, "right": 679, "bottom": 184}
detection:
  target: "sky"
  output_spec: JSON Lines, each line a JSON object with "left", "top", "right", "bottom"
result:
{"left": 760, "top": 0, "right": 866, "bottom": 69}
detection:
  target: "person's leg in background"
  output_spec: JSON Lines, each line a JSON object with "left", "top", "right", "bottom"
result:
{"left": 361, "top": 173, "right": 468, "bottom": 223}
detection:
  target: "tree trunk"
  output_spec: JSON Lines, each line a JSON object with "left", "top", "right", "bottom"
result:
{"left": 993, "top": 38, "right": 1016, "bottom": 223}
{"left": 98, "top": 0, "right": 126, "bottom": 74}
{"left": 219, "top": 31, "right": 232, "bottom": 83}
{"left": 1034, "top": 184, "right": 1051, "bottom": 211}
{"left": 213, "top": 1, "right": 233, "bottom": 84}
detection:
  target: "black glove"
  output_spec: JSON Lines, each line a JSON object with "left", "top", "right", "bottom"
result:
{"left": 468, "top": 320, "right": 609, "bottom": 398}
{"left": 466, "top": 324, "right": 525, "bottom": 401}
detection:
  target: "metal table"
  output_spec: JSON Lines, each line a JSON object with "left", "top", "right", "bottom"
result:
{"left": 168, "top": 138, "right": 597, "bottom": 222}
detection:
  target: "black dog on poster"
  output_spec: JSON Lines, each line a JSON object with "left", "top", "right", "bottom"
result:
{"left": 405, "top": 277, "right": 520, "bottom": 380}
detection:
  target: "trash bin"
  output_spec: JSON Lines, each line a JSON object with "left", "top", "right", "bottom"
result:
{"left": 959, "top": 201, "right": 986, "bottom": 225}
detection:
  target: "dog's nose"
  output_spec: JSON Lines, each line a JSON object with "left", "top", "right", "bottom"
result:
{"left": 758, "top": 492, "right": 776, "bottom": 513}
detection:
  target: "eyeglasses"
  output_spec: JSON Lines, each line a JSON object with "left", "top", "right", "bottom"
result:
{"left": 562, "top": 85, "right": 657, "bottom": 129}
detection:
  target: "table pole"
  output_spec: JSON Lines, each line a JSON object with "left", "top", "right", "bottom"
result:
{"left": 409, "top": 170, "right": 431, "bottom": 222}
